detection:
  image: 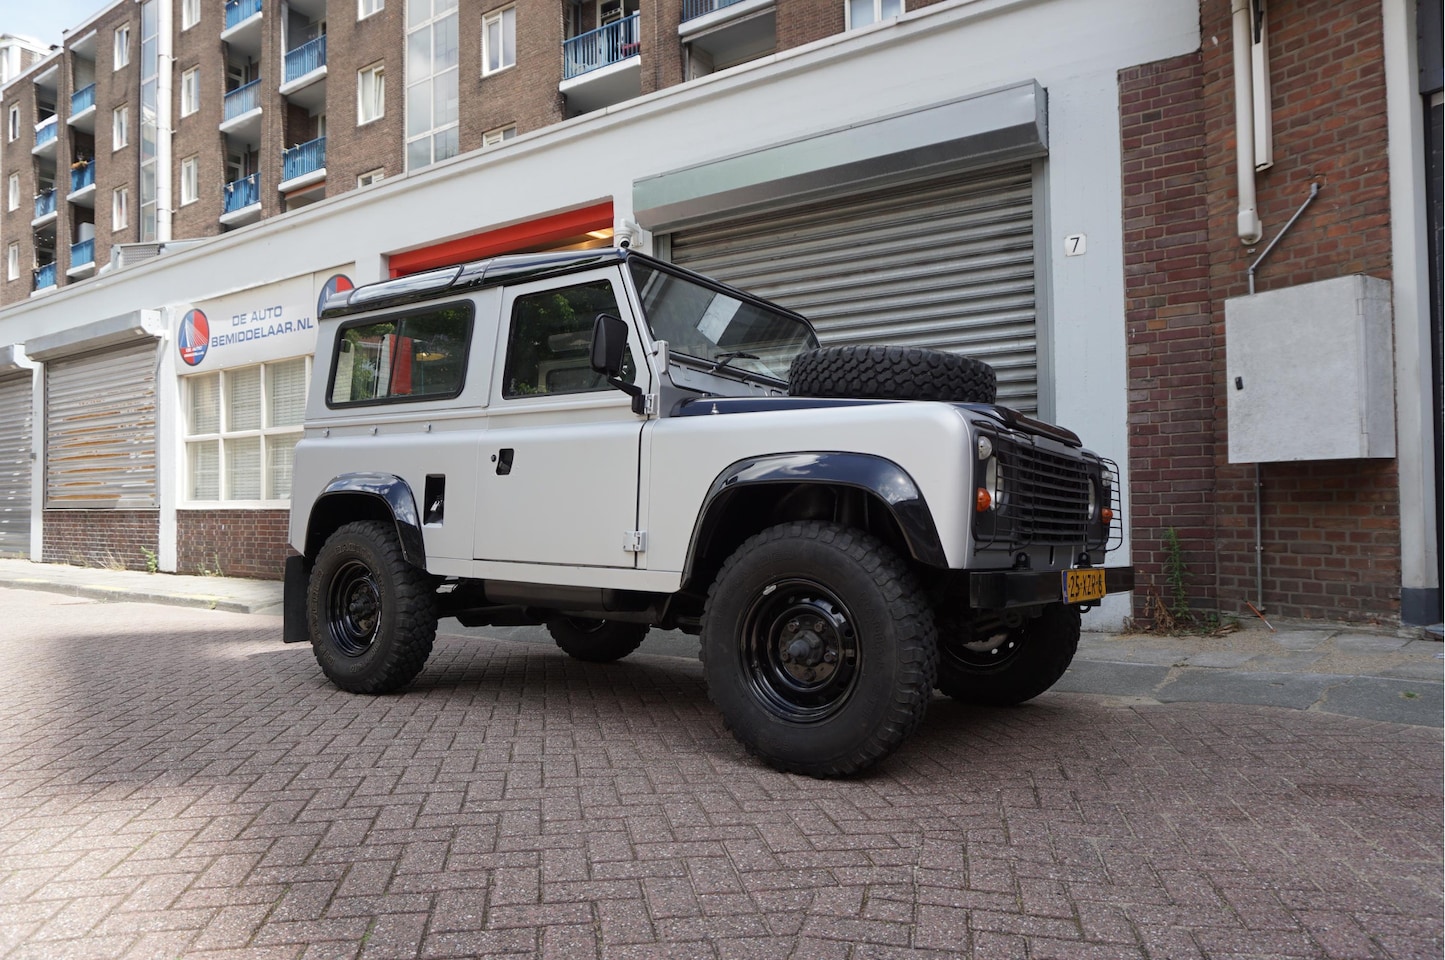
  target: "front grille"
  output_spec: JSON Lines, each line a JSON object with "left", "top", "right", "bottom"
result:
{"left": 977, "top": 434, "right": 1092, "bottom": 548}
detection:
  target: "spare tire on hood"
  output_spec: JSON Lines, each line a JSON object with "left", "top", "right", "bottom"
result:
{"left": 788, "top": 345, "right": 997, "bottom": 404}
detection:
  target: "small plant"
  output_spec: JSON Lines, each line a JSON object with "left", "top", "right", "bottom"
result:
{"left": 140, "top": 547, "right": 159, "bottom": 574}
{"left": 1162, "top": 527, "right": 1193, "bottom": 626}
{"left": 196, "top": 553, "right": 225, "bottom": 577}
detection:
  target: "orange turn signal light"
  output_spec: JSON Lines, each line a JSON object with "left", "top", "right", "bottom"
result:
{"left": 1101, "top": 507, "right": 1114, "bottom": 523}
{"left": 976, "top": 488, "right": 992, "bottom": 512}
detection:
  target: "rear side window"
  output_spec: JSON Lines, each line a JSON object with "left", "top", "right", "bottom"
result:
{"left": 328, "top": 302, "right": 473, "bottom": 406}
{"left": 503, "top": 281, "right": 632, "bottom": 398}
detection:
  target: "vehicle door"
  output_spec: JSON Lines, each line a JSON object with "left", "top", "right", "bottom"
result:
{"left": 473, "top": 268, "right": 652, "bottom": 569}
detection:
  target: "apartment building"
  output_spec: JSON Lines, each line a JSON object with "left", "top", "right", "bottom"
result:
{"left": 0, "top": 0, "right": 1438, "bottom": 629}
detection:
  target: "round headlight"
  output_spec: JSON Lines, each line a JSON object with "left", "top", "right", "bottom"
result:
{"left": 1087, "top": 478, "right": 1099, "bottom": 519}
{"left": 977, "top": 436, "right": 993, "bottom": 460}
{"left": 985, "top": 456, "right": 1001, "bottom": 502}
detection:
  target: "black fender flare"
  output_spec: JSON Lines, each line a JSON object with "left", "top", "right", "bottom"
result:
{"left": 682, "top": 452, "right": 947, "bottom": 587}
{"left": 306, "top": 472, "right": 427, "bottom": 569}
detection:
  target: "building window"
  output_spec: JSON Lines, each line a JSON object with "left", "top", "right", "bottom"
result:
{"left": 180, "top": 67, "right": 200, "bottom": 117}
{"left": 6, "top": 104, "right": 17, "bottom": 141}
{"left": 405, "top": 0, "right": 458, "bottom": 170}
{"left": 185, "top": 358, "right": 311, "bottom": 502}
{"left": 845, "top": 0, "right": 902, "bottom": 28}
{"left": 357, "top": 168, "right": 385, "bottom": 186}
{"left": 113, "top": 105, "right": 128, "bottom": 148}
{"left": 357, "top": 63, "right": 385, "bottom": 124}
{"left": 358, "top": 0, "right": 384, "bottom": 18}
{"left": 180, "top": 156, "right": 199, "bottom": 205}
{"left": 6, "top": 173, "right": 17, "bottom": 211}
{"left": 482, "top": 7, "right": 516, "bottom": 75}
{"left": 181, "top": 0, "right": 200, "bottom": 29}
{"left": 114, "top": 24, "right": 131, "bottom": 68}
{"left": 113, "top": 187, "right": 129, "bottom": 230}
{"left": 482, "top": 124, "right": 515, "bottom": 147}
{"left": 6, "top": 243, "right": 17, "bottom": 282}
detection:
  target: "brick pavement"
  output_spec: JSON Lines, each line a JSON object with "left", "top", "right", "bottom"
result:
{"left": 0, "top": 587, "right": 1440, "bottom": 959}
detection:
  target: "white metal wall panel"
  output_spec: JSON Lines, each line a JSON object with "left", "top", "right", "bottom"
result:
{"left": 0, "top": 375, "right": 32, "bottom": 555}
{"left": 46, "top": 343, "right": 158, "bottom": 508}
{"left": 669, "top": 166, "right": 1039, "bottom": 411}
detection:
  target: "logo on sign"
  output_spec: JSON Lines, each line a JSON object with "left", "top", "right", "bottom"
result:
{"left": 180, "top": 309, "right": 210, "bottom": 366}
{"left": 318, "top": 274, "right": 354, "bottom": 316}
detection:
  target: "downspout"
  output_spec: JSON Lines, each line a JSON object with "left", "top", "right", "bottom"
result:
{"left": 155, "top": 0, "right": 173, "bottom": 241}
{"left": 1232, "top": 0, "right": 1263, "bottom": 244}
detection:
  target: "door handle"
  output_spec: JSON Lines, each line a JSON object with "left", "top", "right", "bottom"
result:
{"left": 495, "top": 448, "right": 514, "bottom": 476}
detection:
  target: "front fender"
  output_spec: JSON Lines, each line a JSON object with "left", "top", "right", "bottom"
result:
{"left": 307, "top": 472, "right": 427, "bottom": 569}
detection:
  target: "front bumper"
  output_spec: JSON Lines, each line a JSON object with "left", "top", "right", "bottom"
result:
{"left": 968, "top": 565, "right": 1134, "bottom": 609}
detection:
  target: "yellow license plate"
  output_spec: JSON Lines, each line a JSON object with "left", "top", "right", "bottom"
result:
{"left": 1063, "top": 568, "right": 1107, "bottom": 604}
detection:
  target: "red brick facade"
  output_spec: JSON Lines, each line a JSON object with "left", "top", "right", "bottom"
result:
{"left": 177, "top": 509, "right": 290, "bottom": 579}
{"left": 1121, "top": 0, "right": 1400, "bottom": 624}
{"left": 43, "top": 510, "right": 160, "bottom": 570}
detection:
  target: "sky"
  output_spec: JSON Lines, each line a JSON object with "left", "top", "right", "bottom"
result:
{"left": 5, "top": 0, "right": 111, "bottom": 49}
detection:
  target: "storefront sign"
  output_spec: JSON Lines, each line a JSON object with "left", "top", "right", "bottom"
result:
{"left": 177, "top": 266, "right": 353, "bottom": 370}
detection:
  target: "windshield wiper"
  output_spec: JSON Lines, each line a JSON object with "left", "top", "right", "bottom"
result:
{"left": 711, "top": 351, "right": 760, "bottom": 371}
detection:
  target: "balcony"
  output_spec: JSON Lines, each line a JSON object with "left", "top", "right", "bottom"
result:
{"left": 678, "top": 0, "right": 775, "bottom": 72}
{"left": 67, "top": 238, "right": 95, "bottom": 278}
{"left": 68, "top": 163, "right": 97, "bottom": 207}
{"left": 223, "top": 0, "right": 264, "bottom": 55}
{"left": 279, "top": 135, "right": 326, "bottom": 196}
{"left": 283, "top": 34, "right": 327, "bottom": 85}
{"left": 560, "top": 14, "right": 642, "bottom": 115}
{"left": 32, "top": 189, "right": 57, "bottom": 225}
{"left": 221, "top": 79, "right": 263, "bottom": 142}
{"left": 221, "top": 172, "right": 261, "bottom": 226}
{"left": 68, "top": 83, "right": 97, "bottom": 129}
{"left": 33, "top": 116, "right": 58, "bottom": 156}
{"left": 33, "top": 263, "right": 56, "bottom": 292}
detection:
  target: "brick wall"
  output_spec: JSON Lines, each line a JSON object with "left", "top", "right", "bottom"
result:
{"left": 0, "top": 81, "right": 37, "bottom": 307}
{"left": 43, "top": 510, "right": 160, "bottom": 570}
{"left": 326, "top": 0, "right": 405, "bottom": 194}
{"left": 172, "top": 0, "right": 228, "bottom": 241}
{"left": 462, "top": 0, "right": 567, "bottom": 148}
{"left": 177, "top": 509, "right": 290, "bottom": 579}
{"left": 1121, "top": 0, "right": 1400, "bottom": 624}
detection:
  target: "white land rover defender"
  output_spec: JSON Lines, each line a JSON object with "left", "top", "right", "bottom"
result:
{"left": 284, "top": 247, "right": 1132, "bottom": 777}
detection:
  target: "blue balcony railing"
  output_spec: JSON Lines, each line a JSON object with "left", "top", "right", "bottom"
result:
{"left": 223, "top": 79, "right": 260, "bottom": 122}
{"left": 34, "top": 189, "right": 56, "bottom": 220}
{"left": 224, "top": 0, "right": 262, "bottom": 30}
{"left": 70, "top": 238, "right": 95, "bottom": 269}
{"left": 34, "top": 263, "right": 56, "bottom": 290}
{"left": 223, "top": 172, "right": 260, "bottom": 214}
{"left": 282, "top": 136, "right": 326, "bottom": 182}
{"left": 34, "top": 116, "right": 58, "bottom": 149}
{"left": 562, "top": 14, "right": 640, "bottom": 80}
{"left": 70, "top": 83, "right": 96, "bottom": 115}
{"left": 283, "top": 34, "right": 327, "bottom": 84}
{"left": 681, "top": 0, "right": 748, "bottom": 21}
{"left": 70, "top": 163, "right": 95, "bottom": 192}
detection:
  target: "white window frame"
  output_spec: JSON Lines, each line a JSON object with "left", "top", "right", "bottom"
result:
{"left": 482, "top": 124, "right": 515, "bottom": 147}
{"left": 180, "top": 156, "right": 199, "bottom": 205}
{"left": 180, "top": 66, "right": 200, "bottom": 117}
{"left": 6, "top": 172, "right": 17, "bottom": 211}
{"left": 844, "top": 0, "right": 903, "bottom": 29}
{"left": 357, "top": 168, "right": 385, "bottom": 187}
{"left": 114, "top": 24, "right": 131, "bottom": 69}
{"left": 357, "top": 62, "right": 385, "bottom": 125}
{"left": 358, "top": 0, "right": 384, "bottom": 19}
{"left": 482, "top": 6, "right": 516, "bottom": 76}
{"left": 181, "top": 0, "right": 200, "bottom": 29}
{"left": 113, "top": 105, "right": 129, "bottom": 149}
{"left": 6, "top": 104, "right": 17, "bottom": 142}
{"left": 182, "top": 358, "right": 312, "bottom": 505}
{"left": 112, "top": 187, "right": 129, "bottom": 230}
{"left": 6, "top": 243, "right": 17, "bottom": 282}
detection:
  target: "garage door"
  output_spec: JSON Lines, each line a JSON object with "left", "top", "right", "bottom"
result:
{"left": 669, "top": 165, "right": 1040, "bottom": 412}
{"left": 0, "top": 374, "right": 31, "bottom": 555}
{"left": 46, "top": 342, "right": 158, "bottom": 508}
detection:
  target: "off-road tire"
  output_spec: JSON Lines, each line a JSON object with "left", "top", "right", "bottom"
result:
{"left": 936, "top": 603, "right": 1080, "bottom": 706}
{"left": 701, "top": 521, "right": 937, "bottom": 778}
{"left": 546, "top": 617, "right": 649, "bottom": 662}
{"left": 788, "top": 345, "right": 997, "bottom": 404}
{"left": 307, "top": 521, "right": 437, "bottom": 694}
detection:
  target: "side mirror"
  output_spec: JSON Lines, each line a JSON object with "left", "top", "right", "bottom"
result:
{"left": 590, "top": 313, "right": 646, "bottom": 413}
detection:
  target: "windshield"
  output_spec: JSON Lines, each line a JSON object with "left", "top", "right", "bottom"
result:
{"left": 628, "top": 259, "right": 819, "bottom": 382}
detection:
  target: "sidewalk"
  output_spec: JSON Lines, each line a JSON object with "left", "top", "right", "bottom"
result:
{"left": 0, "top": 556, "right": 1439, "bottom": 726}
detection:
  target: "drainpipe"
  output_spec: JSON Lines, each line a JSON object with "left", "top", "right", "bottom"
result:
{"left": 1232, "top": 0, "right": 1263, "bottom": 244}
{"left": 155, "top": 0, "right": 173, "bottom": 241}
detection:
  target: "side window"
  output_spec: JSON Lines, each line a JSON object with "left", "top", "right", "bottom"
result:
{"left": 329, "top": 302, "right": 472, "bottom": 405}
{"left": 503, "top": 281, "right": 632, "bottom": 398}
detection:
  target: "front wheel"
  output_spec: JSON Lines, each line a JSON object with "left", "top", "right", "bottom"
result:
{"left": 935, "top": 603, "right": 1080, "bottom": 706}
{"left": 701, "top": 521, "right": 937, "bottom": 778}
{"left": 546, "top": 617, "right": 649, "bottom": 662}
{"left": 307, "top": 520, "right": 437, "bottom": 694}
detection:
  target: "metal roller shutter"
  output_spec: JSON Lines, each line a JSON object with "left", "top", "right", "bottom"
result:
{"left": 46, "top": 342, "right": 158, "bottom": 508}
{"left": 669, "top": 165, "right": 1040, "bottom": 412}
{"left": 0, "top": 374, "right": 32, "bottom": 555}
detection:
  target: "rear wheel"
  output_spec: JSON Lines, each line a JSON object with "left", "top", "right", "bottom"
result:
{"left": 546, "top": 617, "right": 649, "bottom": 663}
{"left": 935, "top": 603, "right": 1080, "bottom": 706}
{"left": 701, "top": 521, "right": 937, "bottom": 777}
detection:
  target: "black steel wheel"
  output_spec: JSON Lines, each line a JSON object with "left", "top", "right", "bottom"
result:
{"left": 701, "top": 521, "right": 937, "bottom": 778}
{"left": 935, "top": 602, "right": 1080, "bottom": 707}
{"left": 307, "top": 521, "right": 437, "bottom": 694}
{"left": 546, "top": 617, "right": 649, "bottom": 662}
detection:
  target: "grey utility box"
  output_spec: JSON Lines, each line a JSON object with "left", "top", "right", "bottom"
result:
{"left": 1225, "top": 275, "right": 1395, "bottom": 463}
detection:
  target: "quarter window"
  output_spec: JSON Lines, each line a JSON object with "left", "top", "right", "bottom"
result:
{"left": 482, "top": 7, "right": 516, "bottom": 75}
{"left": 185, "top": 358, "right": 311, "bottom": 501}
{"left": 503, "top": 281, "right": 629, "bottom": 398}
{"left": 329, "top": 304, "right": 472, "bottom": 405}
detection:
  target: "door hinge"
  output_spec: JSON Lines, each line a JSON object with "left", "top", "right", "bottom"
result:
{"left": 643, "top": 393, "right": 657, "bottom": 416}
{"left": 623, "top": 530, "right": 647, "bottom": 553}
